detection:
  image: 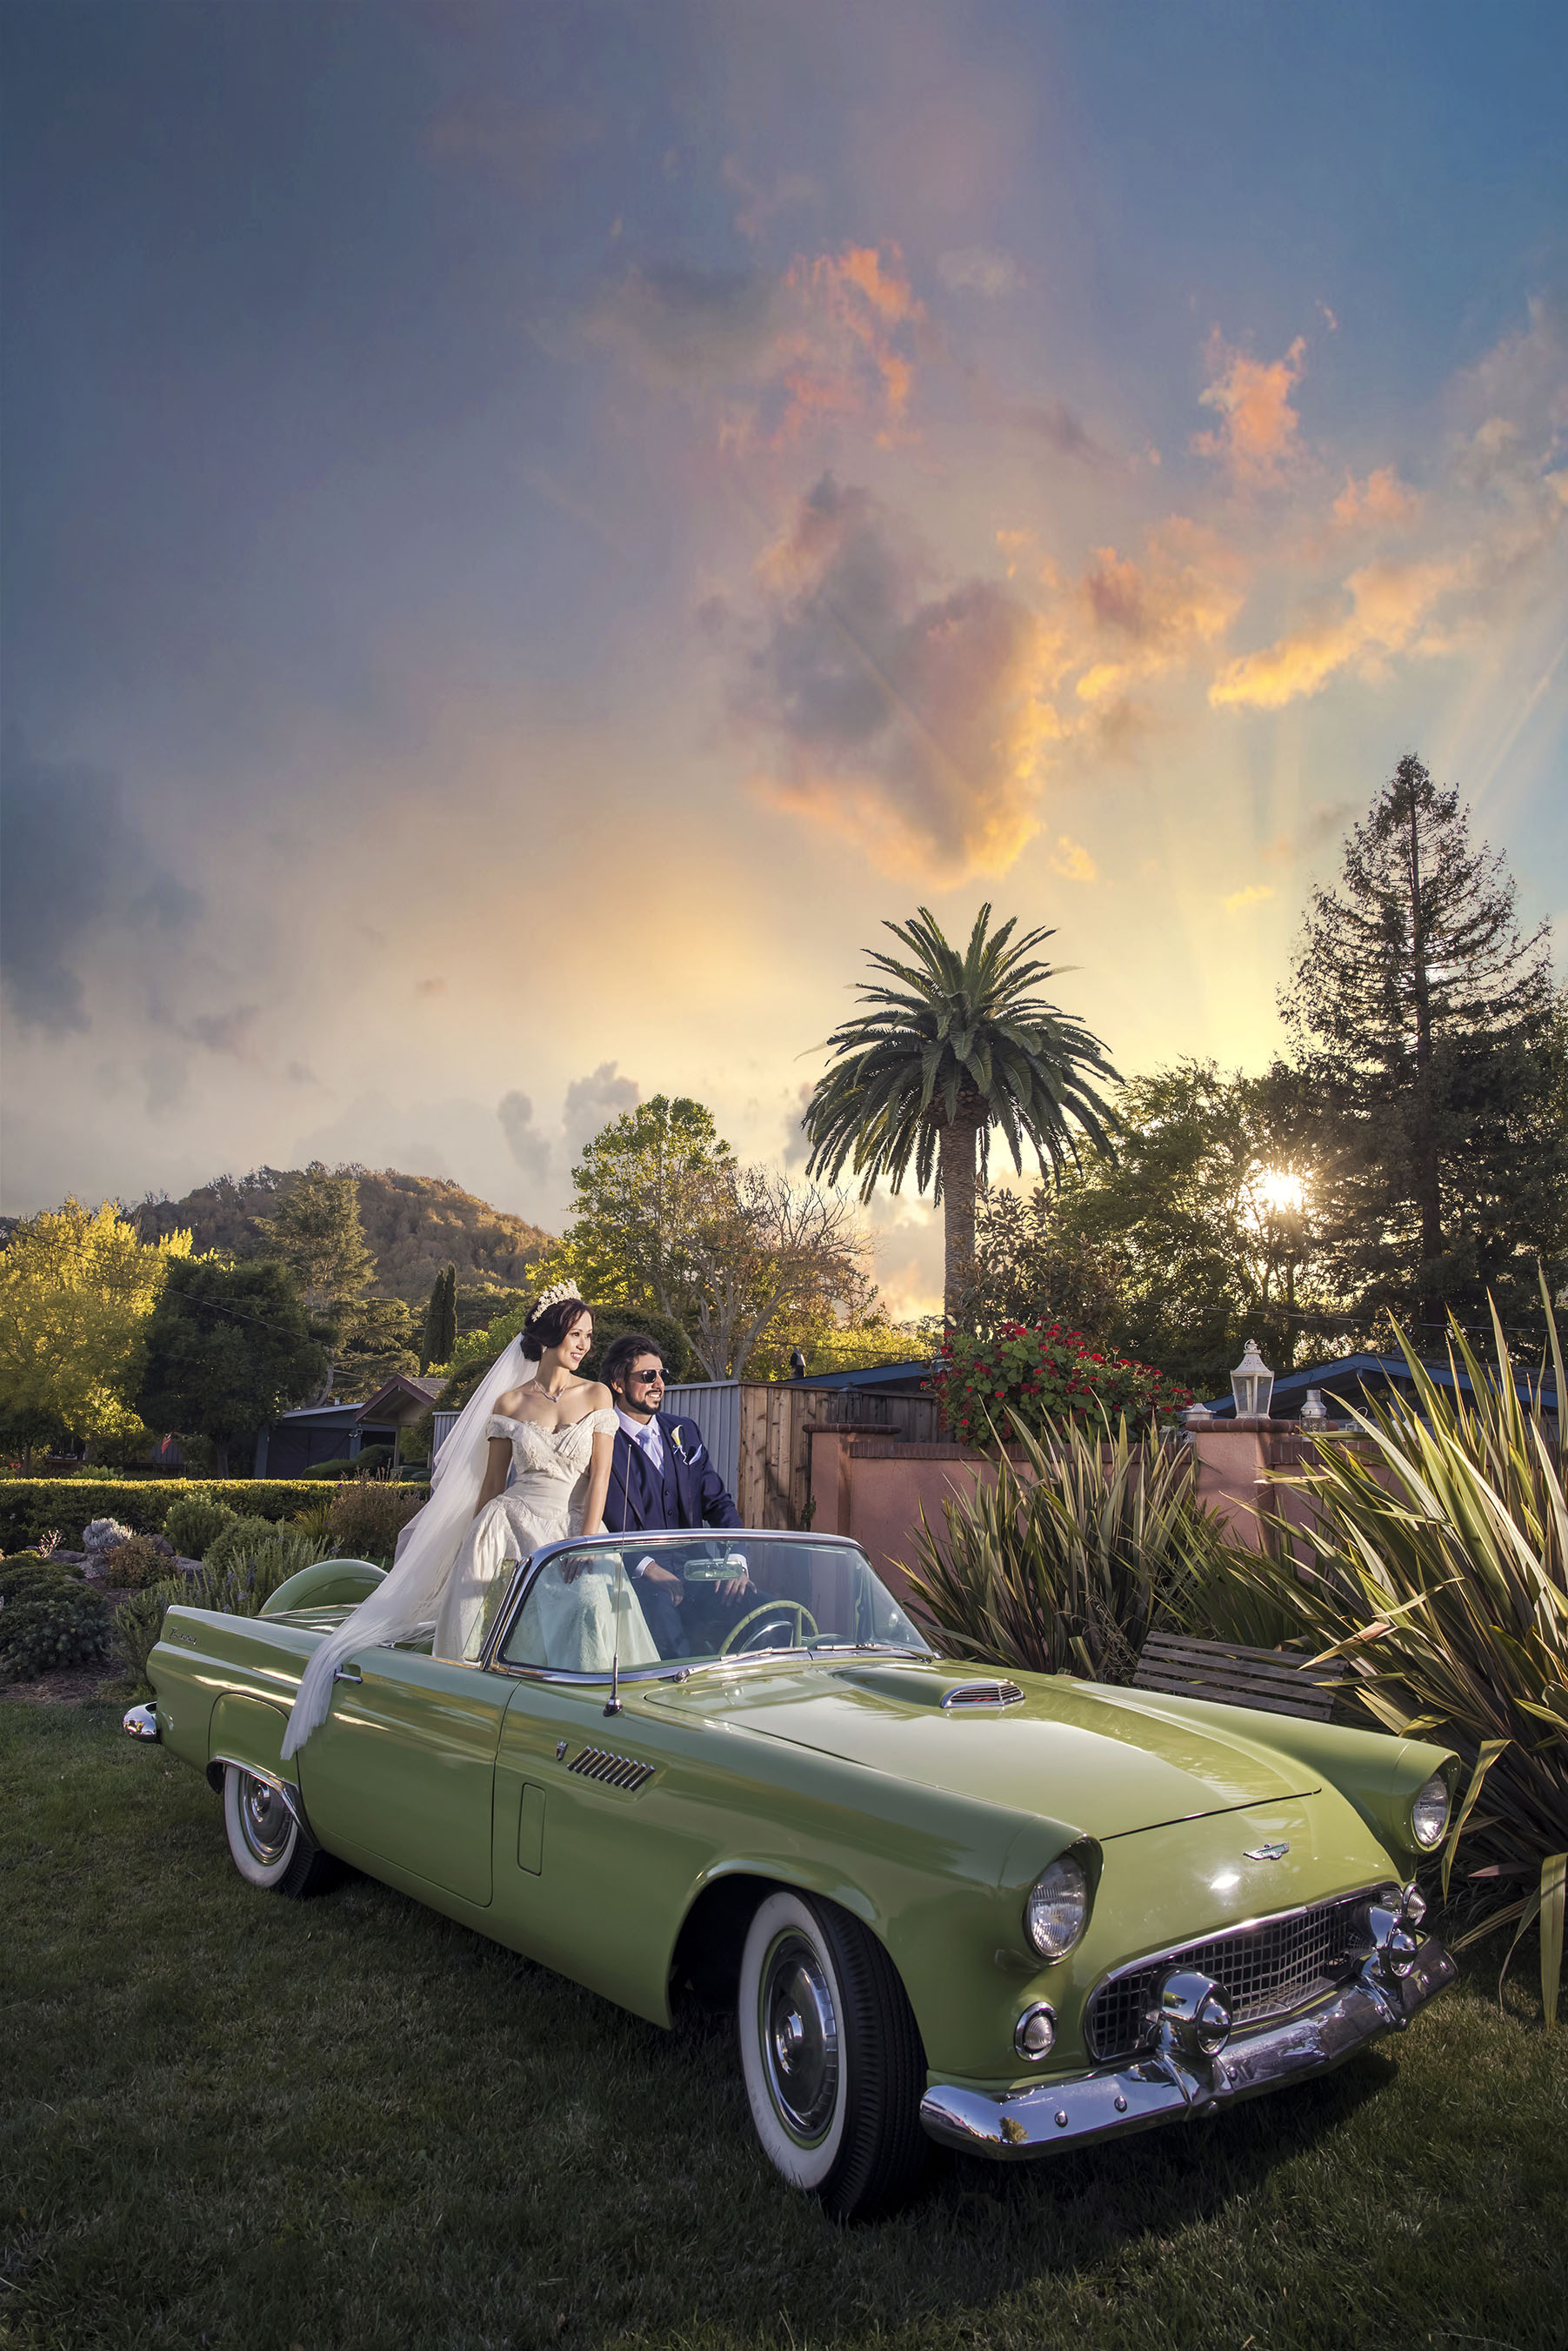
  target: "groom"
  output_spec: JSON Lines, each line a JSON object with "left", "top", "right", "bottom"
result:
{"left": 599, "top": 1332, "right": 749, "bottom": 1656}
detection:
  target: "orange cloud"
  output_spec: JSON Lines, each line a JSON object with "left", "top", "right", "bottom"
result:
{"left": 1073, "top": 518, "right": 1247, "bottom": 702}
{"left": 1223, "top": 883, "right": 1276, "bottom": 913}
{"left": 1050, "top": 835, "right": 1097, "bottom": 882}
{"left": 1332, "top": 466, "right": 1421, "bottom": 531}
{"left": 1193, "top": 332, "right": 1307, "bottom": 484}
{"left": 1210, "top": 556, "right": 1462, "bottom": 709}
{"left": 732, "top": 475, "right": 1058, "bottom": 878}
{"left": 589, "top": 244, "right": 925, "bottom": 451}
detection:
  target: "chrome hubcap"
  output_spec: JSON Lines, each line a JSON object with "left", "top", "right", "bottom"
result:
{"left": 760, "top": 1933, "right": 838, "bottom": 2144}
{"left": 239, "top": 1774, "right": 293, "bottom": 1866}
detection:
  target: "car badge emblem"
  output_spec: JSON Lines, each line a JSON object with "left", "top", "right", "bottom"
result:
{"left": 1244, "top": 1841, "right": 1291, "bottom": 1861}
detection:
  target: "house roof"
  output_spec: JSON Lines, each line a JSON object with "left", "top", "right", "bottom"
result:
{"left": 1201, "top": 1351, "right": 1557, "bottom": 1417}
{"left": 354, "top": 1373, "right": 445, "bottom": 1421}
{"left": 785, "top": 1359, "right": 934, "bottom": 1392}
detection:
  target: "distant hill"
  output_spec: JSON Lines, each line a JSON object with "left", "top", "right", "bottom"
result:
{"left": 130, "top": 1166, "right": 554, "bottom": 1306}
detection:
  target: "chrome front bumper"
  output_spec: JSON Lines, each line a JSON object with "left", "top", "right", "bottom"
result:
{"left": 123, "top": 1702, "right": 159, "bottom": 1740}
{"left": 921, "top": 1934, "right": 1455, "bottom": 2160}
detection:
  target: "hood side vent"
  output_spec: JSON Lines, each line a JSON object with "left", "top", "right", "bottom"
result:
{"left": 941, "top": 1680, "right": 1025, "bottom": 1709}
{"left": 568, "top": 1746, "right": 654, "bottom": 1792}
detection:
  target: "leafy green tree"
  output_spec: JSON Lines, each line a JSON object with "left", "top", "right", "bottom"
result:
{"left": 1028, "top": 1061, "right": 1324, "bottom": 1391}
{"left": 420, "top": 1263, "right": 457, "bottom": 1372}
{"left": 0, "top": 1199, "right": 193, "bottom": 1456}
{"left": 803, "top": 906, "right": 1118, "bottom": 1324}
{"left": 334, "top": 1297, "right": 419, "bottom": 1399}
{"left": 135, "top": 1259, "right": 327, "bottom": 1476}
{"left": 565, "top": 1097, "right": 732, "bottom": 1312}
{"left": 254, "top": 1162, "right": 375, "bottom": 1319}
{"left": 1283, "top": 757, "right": 1565, "bottom": 1339}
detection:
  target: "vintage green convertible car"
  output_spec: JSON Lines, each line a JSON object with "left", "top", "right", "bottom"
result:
{"left": 128, "top": 1529, "right": 1458, "bottom": 2219}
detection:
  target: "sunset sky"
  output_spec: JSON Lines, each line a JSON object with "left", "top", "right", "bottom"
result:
{"left": 3, "top": 0, "right": 1565, "bottom": 1313}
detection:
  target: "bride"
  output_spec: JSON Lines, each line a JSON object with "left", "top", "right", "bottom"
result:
{"left": 280, "top": 1281, "right": 657, "bottom": 1760}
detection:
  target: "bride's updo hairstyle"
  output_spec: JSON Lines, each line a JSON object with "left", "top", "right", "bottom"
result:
{"left": 522, "top": 1282, "right": 592, "bottom": 1359}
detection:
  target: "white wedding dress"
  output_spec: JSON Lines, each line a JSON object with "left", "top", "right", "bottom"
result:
{"left": 281, "top": 1336, "right": 659, "bottom": 1761}
{"left": 432, "top": 1408, "right": 657, "bottom": 1668}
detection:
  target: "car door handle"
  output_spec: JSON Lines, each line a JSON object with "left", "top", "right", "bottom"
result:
{"left": 334, "top": 1663, "right": 363, "bottom": 1684}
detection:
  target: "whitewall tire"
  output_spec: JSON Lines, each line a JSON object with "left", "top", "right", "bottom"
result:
{"left": 737, "top": 1888, "right": 927, "bottom": 2221}
{"left": 222, "top": 1765, "right": 340, "bottom": 1898}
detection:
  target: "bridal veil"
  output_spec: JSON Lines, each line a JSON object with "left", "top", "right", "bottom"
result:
{"left": 279, "top": 1335, "right": 536, "bottom": 1760}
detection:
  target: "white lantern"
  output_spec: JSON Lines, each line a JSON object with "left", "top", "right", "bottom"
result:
{"left": 1231, "top": 1339, "right": 1274, "bottom": 1420}
{"left": 1298, "top": 1388, "right": 1329, "bottom": 1432}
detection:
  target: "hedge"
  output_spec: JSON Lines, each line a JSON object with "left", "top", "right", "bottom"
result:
{"left": 0, "top": 1476, "right": 430, "bottom": 1557}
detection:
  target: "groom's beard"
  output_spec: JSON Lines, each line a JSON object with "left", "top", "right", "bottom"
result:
{"left": 614, "top": 1392, "right": 656, "bottom": 1425}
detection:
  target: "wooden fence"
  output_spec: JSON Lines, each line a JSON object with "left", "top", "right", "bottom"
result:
{"left": 664, "top": 1380, "right": 940, "bottom": 1529}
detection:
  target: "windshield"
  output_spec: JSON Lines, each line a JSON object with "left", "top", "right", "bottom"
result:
{"left": 499, "top": 1534, "right": 930, "bottom": 1676}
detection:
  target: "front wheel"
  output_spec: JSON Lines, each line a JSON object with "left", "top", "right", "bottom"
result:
{"left": 222, "top": 1766, "right": 341, "bottom": 1899}
{"left": 737, "top": 1889, "right": 927, "bottom": 2221}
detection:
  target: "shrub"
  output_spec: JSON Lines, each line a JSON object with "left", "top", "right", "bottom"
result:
{"left": 297, "top": 1444, "right": 393, "bottom": 1481}
{"left": 163, "top": 1494, "right": 237, "bottom": 1559}
{"left": 0, "top": 1574, "right": 110, "bottom": 1681}
{"left": 190, "top": 1528, "right": 330, "bottom": 1615}
{"left": 115, "top": 1532, "right": 333, "bottom": 1691}
{"left": 1, "top": 1554, "right": 77, "bottom": 1606}
{"left": 328, "top": 1478, "right": 423, "bottom": 1562}
{"left": 114, "top": 1580, "right": 184, "bottom": 1689}
{"left": 99, "top": 1533, "right": 176, "bottom": 1590}
{"left": 290, "top": 1500, "right": 336, "bottom": 1541}
{"left": 1199, "top": 1294, "right": 1568, "bottom": 2027}
{"left": 0, "top": 1477, "right": 424, "bottom": 1555}
{"left": 202, "top": 1514, "right": 285, "bottom": 1576}
{"left": 931, "top": 1324, "right": 1192, "bottom": 1446}
{"left": 905, "top": 1411, "right": 1227, "bottom": 1683}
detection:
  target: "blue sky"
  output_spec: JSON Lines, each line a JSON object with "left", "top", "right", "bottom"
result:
{"left": 3, "top": 1, "right": 1565, "bottom": 1311}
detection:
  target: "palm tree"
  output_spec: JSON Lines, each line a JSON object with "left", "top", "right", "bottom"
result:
{"left": 803, "top": 906, "right": 1118, "bottom": 1325}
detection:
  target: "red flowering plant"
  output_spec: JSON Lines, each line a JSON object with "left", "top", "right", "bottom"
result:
{"left": 929, "top": 1322, "right": 1192, "bottom": 1447}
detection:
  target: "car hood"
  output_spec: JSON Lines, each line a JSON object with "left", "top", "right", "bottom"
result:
{"left": 644, "top": 1657, "right": 1317, "bottom": 1838}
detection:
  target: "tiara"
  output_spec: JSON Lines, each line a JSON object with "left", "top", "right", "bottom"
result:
{"left": 530, "top": 1279, "right": 583, "bottom": 1319}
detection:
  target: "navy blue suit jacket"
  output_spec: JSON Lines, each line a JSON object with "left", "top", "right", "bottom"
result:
{"left": 602, "top": 1411, "right": 742, "bottom": 1533}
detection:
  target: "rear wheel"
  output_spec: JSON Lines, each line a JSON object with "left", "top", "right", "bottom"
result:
{"left": 737, "top": 1889, "right": 927, "bottom": 2221}
{"left": 222, "top": 1765, "right": 341, "bottom": 1898}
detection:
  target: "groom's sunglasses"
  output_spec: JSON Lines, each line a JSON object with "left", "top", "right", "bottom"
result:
{"left": 629, "top": 1368, "right": 665, "bottom": 1386}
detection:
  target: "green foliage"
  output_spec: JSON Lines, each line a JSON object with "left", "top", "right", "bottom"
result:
{"left": 0, "top": 1554, "right": 76, "bottom": 1605}
{"left": 0, "top": 1476, "right": 417, "bottom": 1555}
{"left": 134, "top": 1257, "right": 328, "bottom": 1474}
{"left": 330, "top": 1296, "right": 417, "bottom": 1400}
{"left": 201, "top": 1514, "right": 286, "bottom": 1576}
{"left": 161, "top": 1494, "right": 237, "bottom": 1560}
{"left": 0, "top": 1565, "right": 110, "bottom": 1680}
{"left": 131, "top": 1167, "right": 552, "bottom": 1306}
{"left": 113, "top": 1580, "right": 184, "bottom": 1689}
{"left": 565, "top": 1096, "right": 731, "bottom": 1312}
{"left": 99, "top": 1533, "right": 176, "bottom": 1590}
{"left": 327, "top": 1479, "right": 424, "bottom": 1561}
{"left": 0, "top": 1198, "right": 194, "bottom": 1449}
{"left": 191, "top": 1528, "right": 331, "bottom": 1612}
{"left": 905, "top": 1413, "right": 1226, "bottom": 1684}
{"left": 804, "top": 905, "right": 1118, "bottom": 1322}
{"left": 296, "top": 1443, "right": 394, "bottom": 1480}
{"left": 1011, "top": 1060, "right": 1323, "bottom": 1389}
{"left": 1194, "top": 1290, "right": 1567, "bottom": 2025}
{"left": 1282, "top": 755, "right": 1565, "bottom": 1338}
{"left": 252, "top": 1162, "right": 375, "bottom": 1319}
{"left": 421, "top": 1263, "right": 457, "bottom": 1373}
{"left": 931, "top": 1324, "right": 1191, "bottom": 1444}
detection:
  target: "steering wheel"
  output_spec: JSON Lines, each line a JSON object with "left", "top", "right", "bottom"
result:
{"left": 718, "top": 1600, "right": 819, "bottom": 1657}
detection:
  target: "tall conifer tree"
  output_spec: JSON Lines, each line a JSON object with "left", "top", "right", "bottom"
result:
{"left": 1281, "top": 756, "right": 1564, "bottom": 1338}
{"left": 421, "top": 1262, "right": 457, "bottom": 1371}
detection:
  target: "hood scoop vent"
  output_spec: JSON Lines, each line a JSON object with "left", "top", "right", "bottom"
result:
{"left": 941, "top": 1679, "right": 1025, "bottom": 1709}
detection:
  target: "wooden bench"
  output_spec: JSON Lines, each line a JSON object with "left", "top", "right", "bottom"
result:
{"left": 1131, "top": 1629, "right": 1346, "bottom": 1721}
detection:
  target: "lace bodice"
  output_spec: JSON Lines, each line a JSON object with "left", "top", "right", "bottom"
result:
{"left": 485, "top": 1408, "right": 617, "bottom": 1484}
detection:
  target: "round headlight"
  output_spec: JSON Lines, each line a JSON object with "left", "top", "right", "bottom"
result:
{"left": 1025, "top": 1853, "right": 1090, "bottom": 1960}
{"left": 1411, "top": 1773, "right": 1450, "bottom": 1850}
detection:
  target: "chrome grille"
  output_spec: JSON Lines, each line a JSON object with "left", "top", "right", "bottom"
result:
{"left": 1086, "top": 1892, "right": 1371, "bottom": 2063}
{"left": 567, "top": 1746, "right": 654, "bottom": 1793}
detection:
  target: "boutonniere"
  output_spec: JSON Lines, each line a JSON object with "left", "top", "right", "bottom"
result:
{"left": 670, "top": 1426, "right": 688, "bottom": 1460}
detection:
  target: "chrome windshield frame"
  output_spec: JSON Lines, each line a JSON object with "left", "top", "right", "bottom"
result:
{"left": 478, "top": 1527, "right": 932, "bottom": 1680}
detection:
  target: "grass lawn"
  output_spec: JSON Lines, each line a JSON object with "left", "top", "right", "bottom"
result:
{"left": 3, "top": 1699, "right": 1565, "bottom": 2351}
